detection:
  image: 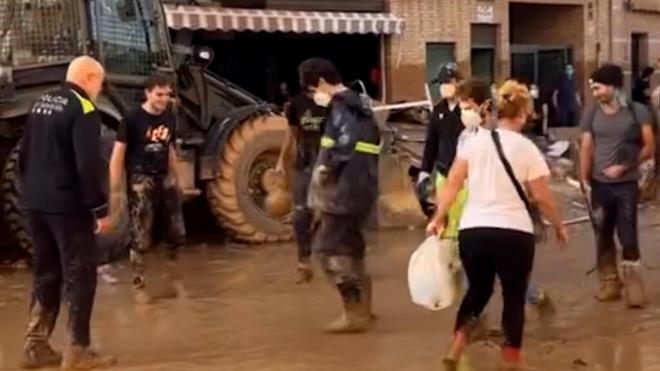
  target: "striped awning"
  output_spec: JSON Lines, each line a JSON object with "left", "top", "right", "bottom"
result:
{"left": 164, "top": 5, "right": 405, "bottom": 35}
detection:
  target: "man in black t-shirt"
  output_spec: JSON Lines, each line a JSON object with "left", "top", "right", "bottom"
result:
{"left": 109, "top": 75, "right": 185, "bottom": 304}
{"left": 276, "top": 89, "right": 328, "bottom": 284}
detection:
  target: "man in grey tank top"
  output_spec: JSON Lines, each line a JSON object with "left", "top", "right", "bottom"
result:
{"left": 579, "top": 64, "right": 656, "bottom": 308}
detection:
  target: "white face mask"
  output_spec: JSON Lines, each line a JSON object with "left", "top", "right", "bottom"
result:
{"left": 530, "top": 87, "right": 539, "bottom": 99}
{"left": 313, "top": 91, "right": 332, "bottom": 107}
{"left": 460, "top": 108, "right": 482, "bottom": 129}
{"left": 439, "top": 84, "right": 456, "bottom": 99}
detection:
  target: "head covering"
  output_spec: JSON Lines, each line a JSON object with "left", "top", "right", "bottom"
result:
{"left": 590, "top": 64, "right": 624, "bottom": 88}
{"left": 432, "top": 62, "right": 461, "bottom": 85}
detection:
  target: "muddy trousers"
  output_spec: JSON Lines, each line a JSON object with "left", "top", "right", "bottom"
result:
{"left": 25, "top": 212, "right": 97, "bottom": 347}
{"left": 315, "top": 212, "right": 370, "bottom": 303}
{"left": 591, "top": 180, "right": 640, "bottom": 275}
{"left": 128, "top": 174, "right": 186, "bottom": 288}
{"left": 319, "top": 255, "right": 368, "bottom": 303}
{"left": 293, "top": 168, "right": 314, "bottom": 263}
{"left": 456, "top": 228, "right": 535, "bottom": 349}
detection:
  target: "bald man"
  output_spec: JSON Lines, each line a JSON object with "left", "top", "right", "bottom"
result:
{"left": 18, "top": 56, "right": 115, "bottom": 369}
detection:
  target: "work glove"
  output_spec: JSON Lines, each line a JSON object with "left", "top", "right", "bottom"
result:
{"left": 417, "top": 171, "right": 430, "bottom": 186}
{"left": 312, "top": 164, "right": 332, "bottom": 187}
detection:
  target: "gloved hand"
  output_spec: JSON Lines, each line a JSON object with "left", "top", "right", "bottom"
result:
{"left": 417, "top": 171, "right": 430, "bottom": 186}
{"left": 312, "top": 164, "right": 332, "bottom": 187}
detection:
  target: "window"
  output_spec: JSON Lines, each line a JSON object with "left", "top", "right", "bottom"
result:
{"left": 89, "top": 0, "right": 168, "bottom": 76}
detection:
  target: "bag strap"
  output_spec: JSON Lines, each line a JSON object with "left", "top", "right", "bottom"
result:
{"left": 490, "top": 130, "right": 533, "bottom": 215}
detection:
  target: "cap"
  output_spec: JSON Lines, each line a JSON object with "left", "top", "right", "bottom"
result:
{"left": 589, "top": 64, "right": 624, "bottom": 88}
{"left": 431, "top": 62, "right": 461, "bottom": 85}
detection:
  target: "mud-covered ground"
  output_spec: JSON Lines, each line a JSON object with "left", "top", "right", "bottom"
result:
{"left": 2, "top": 186, "right": 660, "bottom": 371}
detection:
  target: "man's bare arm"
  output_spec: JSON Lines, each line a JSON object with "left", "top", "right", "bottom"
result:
{"left": 109, "top": 142, "right": 126, "bottom": 192}
{"left": 579, "top": 132, "right": 594, "bottom": 186}
{"left": 276, "top": 126, "right": 297, "bottom": 173}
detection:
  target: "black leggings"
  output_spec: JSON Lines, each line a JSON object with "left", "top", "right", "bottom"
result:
{"left": 456, "top": 228, "right": 535, "bottom": 348}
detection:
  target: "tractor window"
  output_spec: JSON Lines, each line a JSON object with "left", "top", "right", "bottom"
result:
{"left": 89, "top": 0, "right": 169, "bottom": 76}
{"left": 1, "top": 0, "right": 81, "bottom": 67}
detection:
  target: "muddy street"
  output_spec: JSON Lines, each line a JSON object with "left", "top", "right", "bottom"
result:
{"left": 3, "top": 203, "right": 660, "bottom": 371}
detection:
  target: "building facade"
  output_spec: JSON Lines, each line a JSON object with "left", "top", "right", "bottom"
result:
{"left": 385, "top": 0, "right": 660, "bottom": 103}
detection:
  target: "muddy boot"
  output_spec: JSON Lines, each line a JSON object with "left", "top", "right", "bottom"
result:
{"left": 163, "top": 261, "right": 186, "bottom": 299}
{"left": 20, "top": 342, "right": 62, "bottom": 369}
{"left": 324, "top": 301, "right": 372, "bottom": 334}
{"left": 596, "top": 274, "right": 623, "bottom": 302}
{"left": 324, "top": 284, "right": 372, "bottom": 334}
{"left": 622, "top": 261, "right": 648, "bottom": 308}
{"left": 533, "top": 289, "right": 556, "bottom": 321}
{"left": 132, "top": 276, "right": 152, "bottom": 305}
{"left": 295, "top": 262, "right": 313, "bottom": 285}
{"left": 60, "top": 346, "right": 116, "bottom": 370}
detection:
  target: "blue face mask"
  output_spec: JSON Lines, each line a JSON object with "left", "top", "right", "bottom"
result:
{"left": 566, "top": 67, "right": 575, "bottom": 77}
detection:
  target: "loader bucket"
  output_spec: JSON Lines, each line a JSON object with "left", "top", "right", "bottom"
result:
{"left": 369, "top": 101, "right": 428, "bottom": 229}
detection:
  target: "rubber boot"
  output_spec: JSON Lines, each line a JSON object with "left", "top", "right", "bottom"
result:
{"left": 22, "top": 301, "right": 61, "bottom": 368}
{"left": 295, "top": 262, "right": 313, "bottom": 285}
{"left": 622, "top": 260, "right": 648, "bottom": 308}
{"left": 20, "top": 342, "right": 62, "bottom": 369}
{"left": 60, "top": 346, "right": 116, "bottom": 370}
{"left": 324, "top": 285, "right": 372, "bottom": 334}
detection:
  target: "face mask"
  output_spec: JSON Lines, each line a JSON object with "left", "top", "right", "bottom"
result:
{"left": 461, "top": 108, "right": 482, "bottom": 129}
{"left": 313, "top": 91, "right": 332, "bottom": 107}
{"left": 530, "top": 87, "right": 539, "bottom": 99}
{"left": 439, "top": 84, "right": 456, "bottom": 99}
{"left": 566, "top": 67, "right": 574, "bottom": 77}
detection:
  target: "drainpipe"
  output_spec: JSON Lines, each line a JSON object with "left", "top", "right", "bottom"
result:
{"left": 608, "top": 0, "right": 613, "bottom": 61}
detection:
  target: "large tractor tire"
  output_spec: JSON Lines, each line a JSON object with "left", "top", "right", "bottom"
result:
{"left": 1, "top": 123, "right": 130, "bottom": 262}
{"left": 207, "top": 114, "right": 294, "bottom": 243}
{"left": 2, "top": 145, "right": 31, "bottom": 255}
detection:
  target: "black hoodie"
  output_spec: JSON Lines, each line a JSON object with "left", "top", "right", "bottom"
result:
{"left": 421, "top": 99, "right": 463, "bottom": 176}
{"left": 310, "top": 89, "right": 380, "bottom": 216}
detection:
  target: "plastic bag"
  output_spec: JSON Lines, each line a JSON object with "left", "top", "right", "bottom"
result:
{"left": 408, "top": 236, "right": 461, "bottom": 311}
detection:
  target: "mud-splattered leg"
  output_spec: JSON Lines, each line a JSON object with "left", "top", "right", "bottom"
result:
{"left": 128, "top": 175, "right": 155, "bottom": 300}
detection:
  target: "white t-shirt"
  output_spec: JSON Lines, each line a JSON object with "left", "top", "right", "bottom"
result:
{"left": 457, "top": 128, "right": 550, "bottom": 234}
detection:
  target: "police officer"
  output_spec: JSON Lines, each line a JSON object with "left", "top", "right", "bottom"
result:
{"left": 109, "top": 75, "right": 185, "bottom": 304}
{"left": 417, "top": 63, "right": 463, "bottom": 214}
{"left": 19, "top": 56, "right": 115, "bottom": 369}
{"left": 276, "top": 87, "right": 328, "bottom": 284}
{"left": 300, "top": 58, "right": 380, "bottom": 333}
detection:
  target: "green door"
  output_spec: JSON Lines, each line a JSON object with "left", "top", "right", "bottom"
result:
{"left": 471, "top": 48, "right": 495, "bottom": 84}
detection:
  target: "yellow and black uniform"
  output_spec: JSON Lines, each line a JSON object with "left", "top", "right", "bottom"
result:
{"left": 116, "top": 107, "right": 185, "bottom": 290}
{"left": 19, "top": 82, "right": 107, "bottom": 350}
{"left": 309, "top": 89, "right": 380, "bottom": 330}
{"left": 286, "top": 93, "right": 328, "bottom": 264}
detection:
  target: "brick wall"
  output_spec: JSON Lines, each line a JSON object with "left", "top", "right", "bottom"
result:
{"left": 384, "top": 0, "right": 660, "bottom": 102}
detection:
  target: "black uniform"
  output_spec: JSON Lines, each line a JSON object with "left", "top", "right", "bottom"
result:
{"left": 420, "top": 99, "right": 463, "bottom": 176}
{"left": 116, "top": 107, "right": 185, "bottom": 289}
{"left": 285, "top": 93, "right": 328, "bottom": 264}
{"left": 19, "top": 82, "right": 107, "bottom": 348}
{"left": 308, "top": 89, "right": 380, "bottom": 303}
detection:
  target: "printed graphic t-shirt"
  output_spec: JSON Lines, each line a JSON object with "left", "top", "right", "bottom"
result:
{"left": 286, "top": 93, "right": 328, "bottom": 170}
{"left": 117, "top": 107, "right": 175, "bottom": 175}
